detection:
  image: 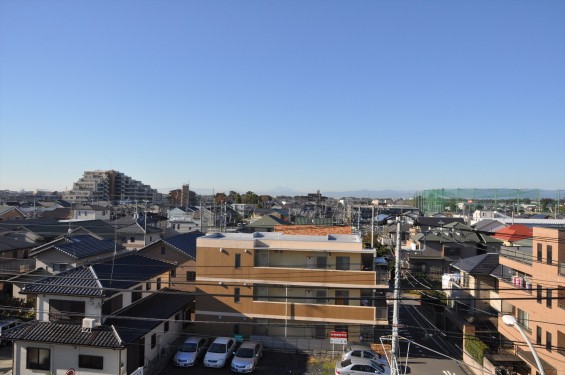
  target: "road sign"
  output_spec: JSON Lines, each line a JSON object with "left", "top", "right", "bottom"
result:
{"left": 330, "top": 331, "right": 348, "bottom": 344}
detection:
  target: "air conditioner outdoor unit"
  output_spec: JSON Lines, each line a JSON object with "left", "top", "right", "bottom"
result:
{"left": 82, "top": 318, "right": 95, "bottom": 330}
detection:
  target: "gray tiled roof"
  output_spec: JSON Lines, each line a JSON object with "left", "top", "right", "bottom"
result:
{"left": 53, "top": 235, "right": 122, "bottom": 259}
{"left": 162, "top": 231, "right": 204, "bottom": 258}
{"left": 1, "top": 321, "right": 123, "bottom": 348}
{"left": 452, "top": 253, "right": 499, "bottom": 275}
{"left": 108, "top": 288, "right": 194, "bottom": 344}
{"left": 22, "top": 253, "right": 174, "bottom": 297}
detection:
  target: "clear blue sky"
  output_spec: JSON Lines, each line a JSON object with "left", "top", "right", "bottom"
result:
{"left": 1, "top": 0, "right": 564, "bottom": 195}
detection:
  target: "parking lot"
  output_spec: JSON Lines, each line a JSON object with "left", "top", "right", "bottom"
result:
{"left": 160, "top": 350, "right": 332, "bottom": 375}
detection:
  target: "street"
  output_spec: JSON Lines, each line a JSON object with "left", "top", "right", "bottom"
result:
{"left": 393, "top": 299, "right": 470, "bottom": 375}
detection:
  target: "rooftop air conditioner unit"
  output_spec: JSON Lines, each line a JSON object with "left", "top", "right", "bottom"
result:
{"left": 82, "top": 318, "right": 95, "bottom": 331}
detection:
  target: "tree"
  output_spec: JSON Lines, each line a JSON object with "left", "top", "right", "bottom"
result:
{"left": 228, "top": 191, "right": 241, "bottom": 204}
{"left": 215, "top": 192, "right": 227, "bottom": 205}
{"left": 242, "top": 191, "right": 260, "bottom": 205}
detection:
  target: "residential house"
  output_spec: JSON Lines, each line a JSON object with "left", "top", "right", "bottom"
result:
{"left": 195, "top": 232, "right": 388, "bottom": 342}
{"left": 407, "top": 222, "right": 500, "bottom": 279}
{"left": 71, "top": 205, "right": 111, "bottom": 221}
{"left": 0, "top": 233, "right": 37, "bottom": 280}
{"left": 3, "top": 252, "right": 192, "bottom": 375}
{"left": 0, "top": 205, "right": 26, "bottom": 221}
{"left": 244, "top": 215, "right": 288, "bottom": 233}
{"left": 137, "top": 231, "right": 204, "bottom": 293}
{"left": 496, "top": 227, "right": 565, "bottom": 375}
{"left": 30, "top": 234, "right": 125, "bottom": 274}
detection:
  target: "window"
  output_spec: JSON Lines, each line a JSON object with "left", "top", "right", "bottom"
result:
{"left": 547, "top": 245, "right": 553, "bottom": 265}
{"left": 558, "top": 331, "right": 565, "bottom": 356}
{"left": 559, "top": 287, "right": 565, "bottom": 309}
{"left": 336, "top": 256, "right": 350, "bottom": 271}
{"left": 235, "top": 253, "right": 241, "bottom": 269}
{"left": 537, "top": 285, "right": 543, "bottom": 303}
{"left": 156, "top": 277, "right": 162, "bottom": 290}
{"left": 335, "top": 290, "right": 349, "bottom": 305}
{"left": 547, "top": 288, "right": 553, "bottom": 308}
{"left": 234, "top": 288, "right": 241, "bottom": 303}
{"left": 132, "top": 286, "right": 142, "bottom": 303}
{"left": 164, "top": 321, "right": 169, "bottom": 332}
{"left": 170, "top": 269, "right": 176, "bottom": 278}
{"left": 151, "top": 333, "right": 156, "bottom": 349}
{"left": 49, "top": 299, "right": 86, "bottom": 323}
{"left": 161, "top": 246, "right": 165, "bottom": 254}
{"left": 546, "top": 331, "right": 552, "bottom": 351}
{"left": 537, "top": 244, "right": 542, "bottom": 262}
{"left": 186, "top": 271, "right": 196, "bottom": 282}
{"left": 536, "top": 326, "right": 542, "bottom": 345}
{"left": 27, "top": 347, "right": 50, "bottom": 370}
{"left": 316, "top": 255, "right": 328, "bottom": 269}
{"left": 146, "top": 281, "right": 151, "bottom": 290}
{"left": 79, "top": 355, "right": 103, "bottom": 370}
{"left": 53, "top": 263, "right": 68, "bottom": 273}
{"left": 130, "top": 237, "right": 135, "bottom": 243}
{"left": 517, "top": 309, "right": 529, "bottom": 330}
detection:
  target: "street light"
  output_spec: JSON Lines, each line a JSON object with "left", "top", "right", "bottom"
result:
{"left": 502, "top": 314, "right": 545, "bottom": 375}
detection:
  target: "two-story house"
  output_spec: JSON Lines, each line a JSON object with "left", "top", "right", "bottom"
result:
{"left": 194, "top": 232, "right": 388, "bottom": 342}
{"left": 3, "top": 252, "right": 193, "bottom": 375}
{"left": 30, "top": 234, "right": 125, "bottom": 274}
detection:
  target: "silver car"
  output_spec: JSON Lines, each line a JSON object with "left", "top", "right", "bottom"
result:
{"left": 341, "top": 344, "right": 388, "bottom": 366}
{"left": 231, "top": 341, "right": 263, "bottom": 373}
{"left": 335, "top": 358, "right": 390, "bottom": 375}
{"left": 204, "top": 337, "right": 237, "bottom": 368}
{"left": 173, "top": 336, "right": 210, "bottom": 367}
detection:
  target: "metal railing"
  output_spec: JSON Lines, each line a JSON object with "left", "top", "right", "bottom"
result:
{"left": 500, "top": 248, "right": 533, "bottom": 265}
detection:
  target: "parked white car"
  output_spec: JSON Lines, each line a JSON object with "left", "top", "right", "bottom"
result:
{"left": 173, "top": 336, "right": 210, "bottom": 367}
{"left": 231, "top": 341, "right": 263, "bottom": 373}
{"left": 204, "top": 337, "right": 237, "bottom": 368}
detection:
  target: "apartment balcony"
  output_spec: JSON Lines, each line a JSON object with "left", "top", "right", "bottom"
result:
{"left": 497, "top": 277, "right": 533, "bottom": 302}
{"left": 500, "top": 247, "right": 534, "bottom": 265}
{"left": 559, "top": 262, "right": 565, "bottom": 276}
{"left": 248, "top": 267, "right": 388, "bottom": 288}
{"left": 251, "top": 301, "right": 388, "bottom": 325}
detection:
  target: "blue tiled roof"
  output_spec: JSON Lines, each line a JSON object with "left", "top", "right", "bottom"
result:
{"left": 54, "top": 235, "right": 121, "bottom": 259}
{"left": 22, "top": 254, "right": 175, "bottom": 297}
{"left": 107, "top": 288, "right": 194, "bottom": 344}
{"left": 162, "top": 231, "right": 204, "bottom": 258}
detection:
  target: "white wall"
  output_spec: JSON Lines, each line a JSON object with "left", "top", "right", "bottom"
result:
{"left": 13, "top": 342, "right": 125, "bottom": 375}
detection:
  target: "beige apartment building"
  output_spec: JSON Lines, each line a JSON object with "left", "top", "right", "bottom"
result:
{"left": 498, "top": 227, "right": 565, "bottom": 375}
{"left": 194, "top": 232, "right": 388, "bottom": 340}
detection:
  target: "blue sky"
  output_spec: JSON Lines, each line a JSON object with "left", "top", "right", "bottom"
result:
{"left": 1, "top": 0, "right": 564, "bottom": 195}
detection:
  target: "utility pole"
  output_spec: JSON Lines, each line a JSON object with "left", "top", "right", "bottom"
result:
{"left": 391, "top": 216, "right": 402, "bottom": 375}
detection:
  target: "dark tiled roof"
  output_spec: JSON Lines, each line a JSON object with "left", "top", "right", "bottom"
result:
{"left": 415, "top": 217, "right": 465, "bottom": 229}
{"left": 452, "top": 253, "right": 499, "bottom": 275}
{"left": 162, "top": 231, "right": 204, "bottom": 258}
{"left": 0, "top": 234, "right": 36, "bottom": 252}
{"left": 116, "top": 222, "right": 161, "bottom": 235}
{"left": 1, "top": 321, "right": 123, "bottom": 348}
{"left": 107, "top": 288, "right": 194, "bottom": 344}
{"left": 54, "top": 235, "right": 121, "bottom": 259}
{"left": 22, "top": 254, "right": 174, "bottom": 297}
{"left": 22, "top": 267, "right": 103, "bottom": 297}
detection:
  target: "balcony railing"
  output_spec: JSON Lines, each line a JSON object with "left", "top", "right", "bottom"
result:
{"left": 560, "top": 262, "right": 565, "bottom": 276}
{"left": 500, "top": 248, "right": 533, "bottom": 265}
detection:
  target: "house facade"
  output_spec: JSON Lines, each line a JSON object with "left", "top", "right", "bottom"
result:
{"left": 4, "top": 253, "right": 192, "bottom": 375}
{"left": 195, "top": 232, "right": 388, "bottom": 341}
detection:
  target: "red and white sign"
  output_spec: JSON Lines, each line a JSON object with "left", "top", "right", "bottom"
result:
{"left": 330, "top": 331, "right": 348, "bottom": 344}
{"left": 66, "top": 369, "right": 76, "bottom": 375}
{"left": 468, "top": 199, "right": 473, "bottom": 204}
